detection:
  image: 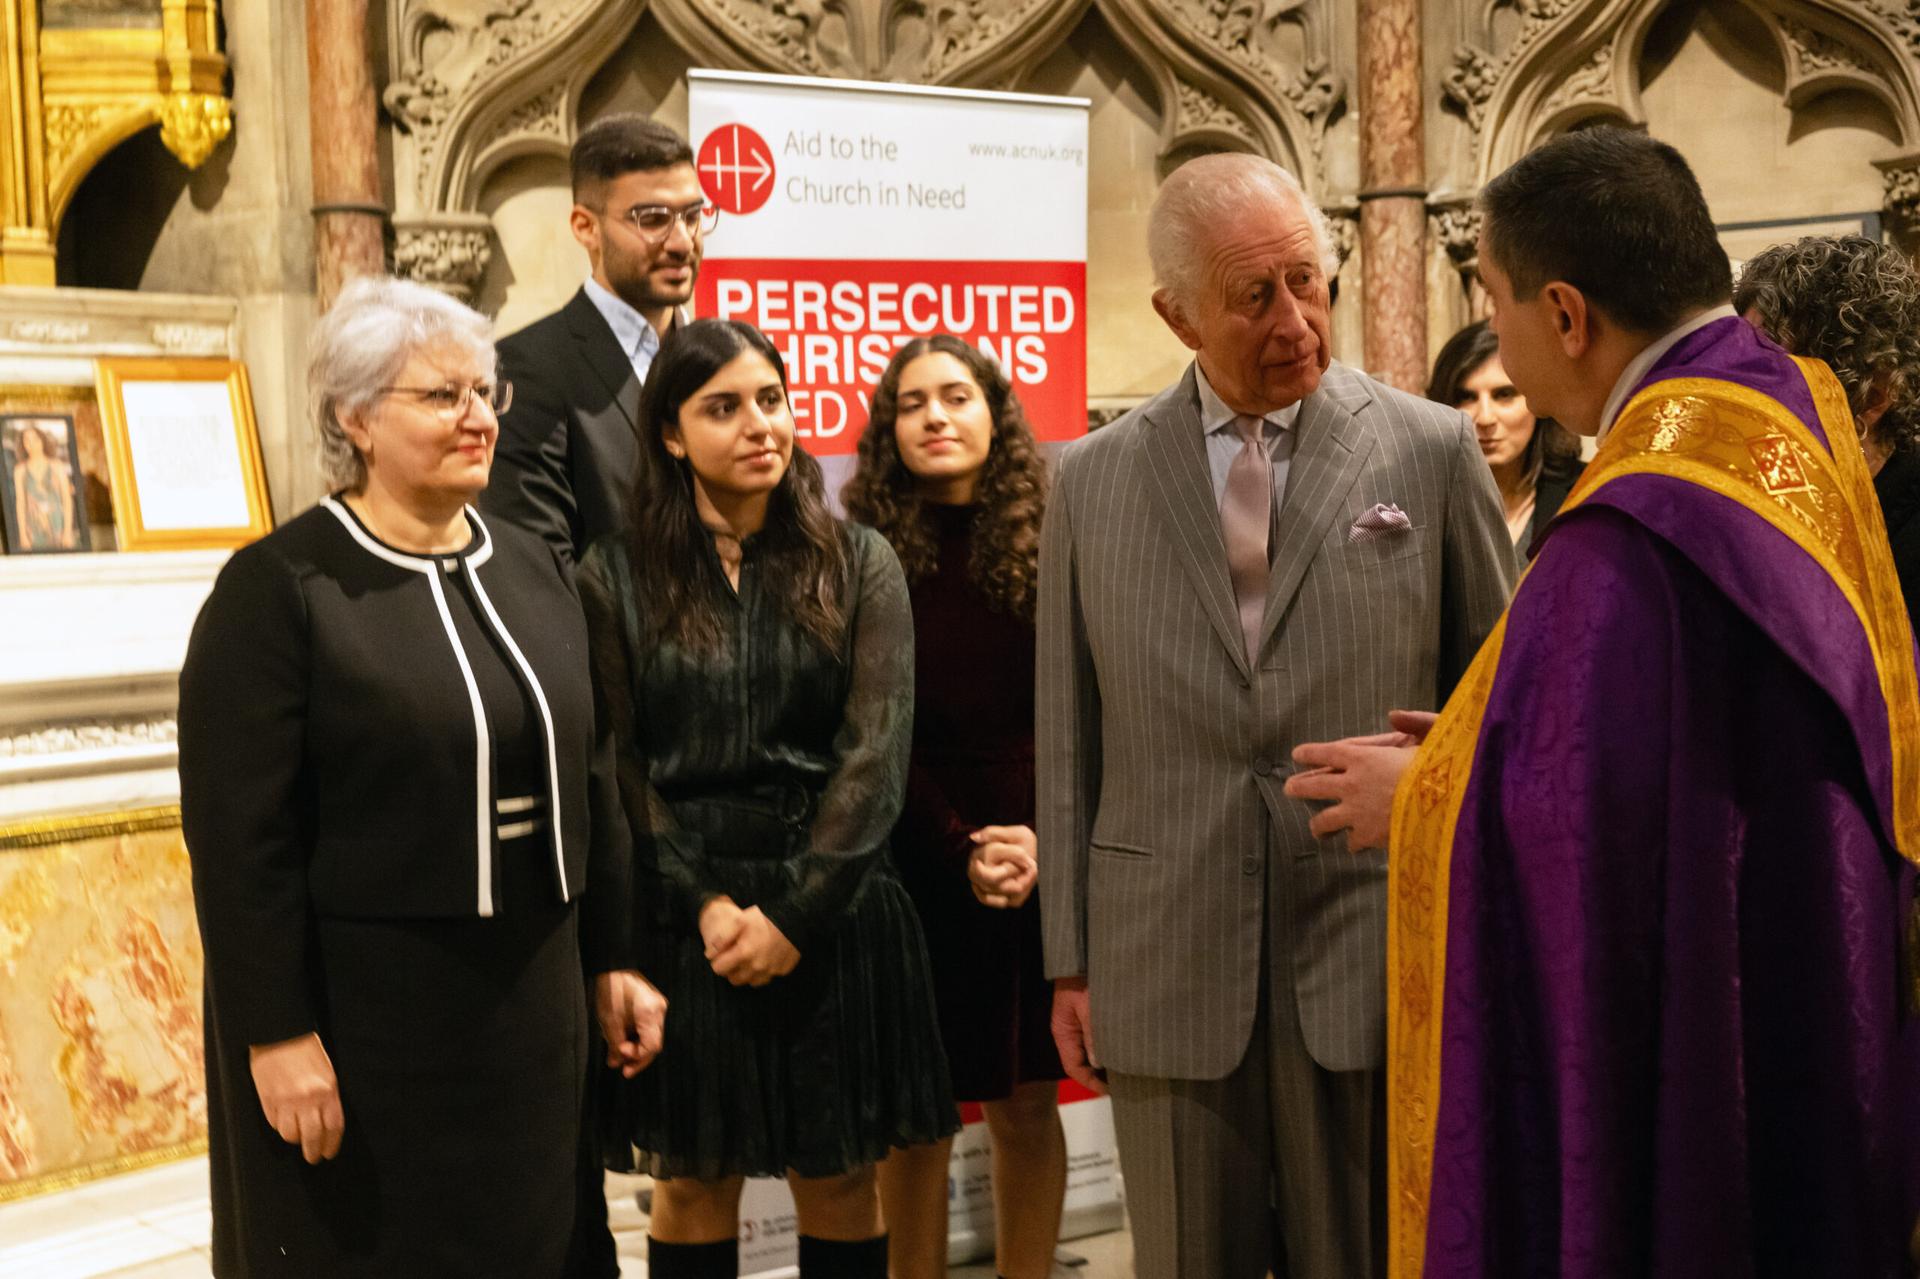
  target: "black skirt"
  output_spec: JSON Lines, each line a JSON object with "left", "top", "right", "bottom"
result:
{"left": 603, "top": 790, "right": 958, "bottom": 1180}
{"left": 205, "top": 842, "right": 587, "bottom": 1277}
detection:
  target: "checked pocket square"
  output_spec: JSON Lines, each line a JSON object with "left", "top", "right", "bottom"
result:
{"left": 1348, "top": 502, "right": 1413, "bottom": 543}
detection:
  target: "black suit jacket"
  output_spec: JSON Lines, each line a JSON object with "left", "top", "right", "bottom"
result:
{"left": 484, "top": 288, "right": 644, "bottom": 564}
{"left": 1524, "top": 460, "right": 1586, "bottom": 559}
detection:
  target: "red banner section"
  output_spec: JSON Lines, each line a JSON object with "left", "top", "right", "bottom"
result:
{"left": 698, "top": 257, "right": 1088, "bottom": 454}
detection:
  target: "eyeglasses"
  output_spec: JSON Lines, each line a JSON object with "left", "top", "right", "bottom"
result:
{"left": 379, "top": 380, "right": 513, "bottom": 419}
{"left": 607, "top": 200, "right": 718, "bottom": 242}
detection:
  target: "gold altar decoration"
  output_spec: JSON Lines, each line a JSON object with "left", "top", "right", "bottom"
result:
{"left": 0, "top": 806, "right": 207, "bottom": 1202}
{"left": 0, "top": 0, "right": 231, "bottom": 285}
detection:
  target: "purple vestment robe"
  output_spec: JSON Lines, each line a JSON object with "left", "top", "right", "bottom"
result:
{"left": 1414, "top": 318, "right": 1920, "bottom": 1277}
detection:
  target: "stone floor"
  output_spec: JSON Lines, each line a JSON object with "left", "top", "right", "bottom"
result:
{"left": 0, "top": 1159, "right": 1134, "bottom": 1278}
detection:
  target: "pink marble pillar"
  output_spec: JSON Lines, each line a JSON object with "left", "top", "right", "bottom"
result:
{"left": 307, "top": 0, "right": 385, "bottom": 308}
{"left": 1357, "top": 0, "right": 1428, "bottom": 393}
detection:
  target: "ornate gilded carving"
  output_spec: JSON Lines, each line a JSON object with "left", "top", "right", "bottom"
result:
{"left": 43, "top": 102, "right": 115, "bottom": 185}
{"left": 393, "top": 217, "right": 495, "bottom": 301}
{"left": 20, "top": 1, "right": 232, "bottom": 281}
{"left": 157, "top": 92, "right": 232, "bottom": 169}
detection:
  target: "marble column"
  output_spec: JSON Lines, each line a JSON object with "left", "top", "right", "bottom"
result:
{"left": 307, "top": 0, "right": 384, "bottom": 307}
{"left": 1357, "top": 0, "right": 1427, "bottom": 393}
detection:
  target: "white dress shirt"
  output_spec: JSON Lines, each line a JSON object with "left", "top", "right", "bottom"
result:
{"left": 582, "top": 277, "right": 685, "bottom": 386}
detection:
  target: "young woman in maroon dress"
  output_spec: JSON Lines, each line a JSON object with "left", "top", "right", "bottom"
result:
{"left": 844, "top": 335, "right": 1066, "bottom": 1279}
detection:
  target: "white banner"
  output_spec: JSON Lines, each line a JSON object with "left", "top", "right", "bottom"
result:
{"left": 688, "top": 70, "right": 1090, "bottom": 457}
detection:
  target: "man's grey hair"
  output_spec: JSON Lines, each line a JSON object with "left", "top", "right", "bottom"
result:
{"left": 1147, "top": 152, "right": 1339, "bottom": 312}
{"left": 309, "top": 275, "right": 497, "bottom": 490}
{"left": 1733, "top": 234, "right": 1920, "bottom": 457}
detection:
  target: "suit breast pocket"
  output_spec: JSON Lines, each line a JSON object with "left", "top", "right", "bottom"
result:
{"left": 1327, "top": 524, "right": 1430, "bottom": 565}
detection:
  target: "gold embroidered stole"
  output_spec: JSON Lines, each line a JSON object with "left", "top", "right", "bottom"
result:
{"left": 1385, "top": 357, "right": 1920, "bottom": 1279}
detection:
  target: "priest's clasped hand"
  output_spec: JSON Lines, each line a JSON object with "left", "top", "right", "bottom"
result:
{"left": 1284, "top": 710, "right": 1437, "bottom": 852}
{"left": 700, "top": 895, "right": 801, "bottom": 987}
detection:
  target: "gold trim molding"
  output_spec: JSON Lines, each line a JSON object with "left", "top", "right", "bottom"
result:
{"left": 0, "top": 1, "right": 231, "bottom": 285}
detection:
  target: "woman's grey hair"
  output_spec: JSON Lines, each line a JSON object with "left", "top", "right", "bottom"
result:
{"left": 1147, "top": 152, "right": 1339, "bottom": 313}
{"left": 1733, "top": 235, "right": 1920, "bottom": 456}
{"left": 309, "top": 275, "right": 496, "bottom": 490}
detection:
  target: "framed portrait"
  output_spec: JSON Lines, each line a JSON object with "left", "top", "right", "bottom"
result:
{"left": 94, "top": 356, "right": 272, "bottom": 551}
{"left": 0, "top": 414, "right": 91, "bottom": 553}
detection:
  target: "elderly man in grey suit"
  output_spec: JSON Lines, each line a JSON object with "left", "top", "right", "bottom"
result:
{"left": 1036, "top": 152, "right": 1515, "bottom": 1277}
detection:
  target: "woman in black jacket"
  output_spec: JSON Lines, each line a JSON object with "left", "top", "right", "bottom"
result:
{"left": 1427, "top": 319, "right": 1585, "bottom": 558}
{"left": 178, "top": 276, "right": 663, "bottom": 1278}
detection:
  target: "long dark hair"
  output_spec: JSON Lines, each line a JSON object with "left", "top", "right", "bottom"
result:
{"left": 626, "top": 319, "right": 848, "bottom": 655}
{"left": 1426, "top": 319, "right": 1582, "bottom": 488}
{"left": 843, "top": 335, "right": 1047, "bottom": 619}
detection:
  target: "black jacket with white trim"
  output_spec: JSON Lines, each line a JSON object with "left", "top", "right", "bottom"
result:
{"left": 178, "top": 499, "right": 631, "bottom": 1048}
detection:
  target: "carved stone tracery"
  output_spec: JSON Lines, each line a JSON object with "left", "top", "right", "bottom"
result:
{"left": 385, "top": 0, "right": 1364, "bottom": 299}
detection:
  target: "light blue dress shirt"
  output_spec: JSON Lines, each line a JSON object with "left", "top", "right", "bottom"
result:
{"left": 582, "top": 278, "right": 680, "bottom": 386}
{"left": 1195, "top": 362, "right": 1300, "bottom": 512}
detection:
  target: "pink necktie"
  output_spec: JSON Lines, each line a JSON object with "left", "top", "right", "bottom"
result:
{"left": 1221, "top": 413, "right": 1271, "bottom": 660}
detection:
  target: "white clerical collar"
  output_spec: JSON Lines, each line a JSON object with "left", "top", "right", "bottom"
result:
{"left": 1596, "top": 304, "right": 1738, "bottom": 443}
{"left": 1194, "top": 361, "right": 1302, "bottom": 437}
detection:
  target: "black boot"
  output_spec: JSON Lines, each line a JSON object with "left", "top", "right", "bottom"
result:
{"left": 646, "top": 1237, "right": 737, "bottom": 1278}
{"left": 796, "top": 1233, "right": 888, "bottom": 1277}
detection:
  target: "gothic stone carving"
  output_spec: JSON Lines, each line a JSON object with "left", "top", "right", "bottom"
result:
{"left": 1879, "top": 154, "right": 1920, "bottom": 234}
{"left": 1428, "top": 198, "right": 1481, "bottom": 279}
{"left": 393, "top": 217, "right": 495, "bottom": 300}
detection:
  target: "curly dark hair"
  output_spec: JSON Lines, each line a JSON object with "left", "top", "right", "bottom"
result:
{"left": 1734, "top": 235, "right": 1920, "bottom": 457}
{"left": 842, "top": 335, "right": 1047, "bottom": 619}
{"left": 1426, "top": 319, "right": 1583, "bottom": 488}
{"left": 626, "top": 319, "right": 848, "bottom": 655}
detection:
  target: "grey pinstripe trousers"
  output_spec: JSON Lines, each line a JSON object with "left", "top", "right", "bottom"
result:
{"left": 1108, "top": 824, "right": 1385, "bottom": 1279}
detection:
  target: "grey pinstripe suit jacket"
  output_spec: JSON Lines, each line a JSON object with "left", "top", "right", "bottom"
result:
{"left": 1037, "top": 361, "right": 1515, "bottom": 1080}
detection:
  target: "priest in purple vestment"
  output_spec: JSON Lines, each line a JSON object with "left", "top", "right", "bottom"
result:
{"left": 1286, "top": 127, "right": 1920, "bottom": 1278}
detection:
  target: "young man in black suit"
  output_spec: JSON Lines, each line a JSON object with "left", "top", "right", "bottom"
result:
{"left": 483, "top": 115, "right": 711, "bottom": 561}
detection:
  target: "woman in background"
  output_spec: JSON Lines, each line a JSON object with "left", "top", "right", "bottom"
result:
{"left": 846, "top": 335, "right": 1066, "bottom": 1279}
{"left": 1427, "top": 318, "right": 1584, "bottom": 555}
{"left": 581, "top": 318, "right": 954, "bottom": 1278}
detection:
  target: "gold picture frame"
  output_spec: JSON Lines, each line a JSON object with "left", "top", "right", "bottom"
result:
{"left": 0, "top": 805, "right": 207, "bottom": 1203}
{"left": 94, "top": 356, "right": 272, "bottom": 551}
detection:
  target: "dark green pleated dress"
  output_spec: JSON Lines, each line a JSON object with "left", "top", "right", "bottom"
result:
{"left": 579, "top": 522, "right": 957, "bottom": 1180}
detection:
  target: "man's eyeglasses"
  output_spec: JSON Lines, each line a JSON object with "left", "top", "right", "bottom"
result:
{"left": 607, "top": 200, "right": 719, "bottom": 242}
{"left": 379, "top": 380, "right": 513, "bottom": 419}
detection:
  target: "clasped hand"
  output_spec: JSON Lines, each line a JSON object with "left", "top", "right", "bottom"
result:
{"left": 250, "top": 1032, "right": 344, "bottom": 1164}
{"left": 1282, "top": 709, "right": 1435, "bottom": 852}
{"left": 968, "top": 823, "right": 1037, "bottom": 908}
{"left": 700, "top": 896, "right": 799, "bottom": 987}
{"left": 594, "top": 969, "right": 668, "bottom": 1078}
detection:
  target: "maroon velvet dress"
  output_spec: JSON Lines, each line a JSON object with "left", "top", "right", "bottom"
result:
{"left": 891, "top": 501, "right": 1065, "bottom": 1102}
